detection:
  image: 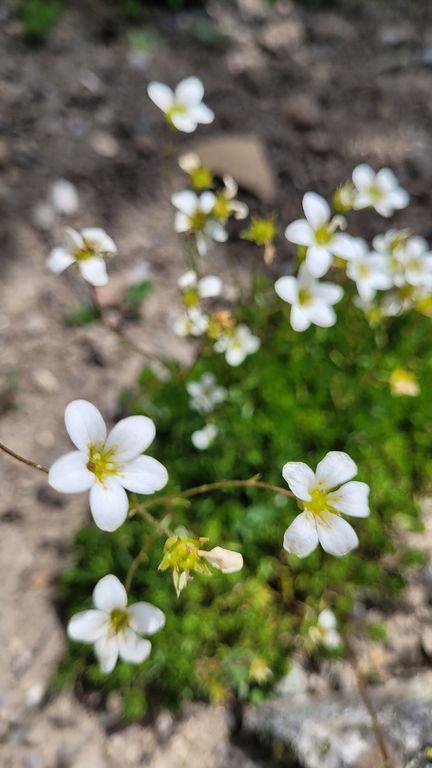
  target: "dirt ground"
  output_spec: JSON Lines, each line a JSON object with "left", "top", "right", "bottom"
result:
{"left": 1, "top": 0, "right": 432, "bottom": 765}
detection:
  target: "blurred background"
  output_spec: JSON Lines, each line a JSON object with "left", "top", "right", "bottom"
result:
{"left": 1, "top": 0, "right": 432, "bottom": 766}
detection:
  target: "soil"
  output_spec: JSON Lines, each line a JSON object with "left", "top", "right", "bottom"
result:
{"left": 1, "top": 0, "right": 432, "bottom": 765}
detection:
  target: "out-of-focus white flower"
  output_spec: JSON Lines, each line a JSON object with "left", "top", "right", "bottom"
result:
{"left": 398, "top": 236, "right": 432, "bottom": 288}
{"left": 352, "top": 164, "right": 409, "bottom": 217}
{"left": 345, "top": 238, "right": 393, "bottom": 301}
{"left": 68, "top": 574, "right": 165, "bottom": 673}
{"left": 50, "top": 179, "right": 79, "bottom": 215}
{"left": 172, "top": 191, "right": 228, "bottom": 256}
{"left": 285, "top": 192, "right": 355, "bottom": 278}
{"left": 147, "top": 77, "right": 214, "bottom": 133}
{"left": 214, "top": 324, "right": 260, "bottom": 366}
{"left": 178, "top": 270, "right": 223, "bottom": 307}
{"left": 187, "top": 373, "right": 227, "bottom": 414}
{"left": 282, "top": 451, "right": 370, "bottom": 558}
{"left": 309, "top": 609, "right": 341, "bottom": 649}
{"left": 199, "top": 546, "right": 243, "bottom": 573}
{"left": 212, "top": 175, "right": 249, "bottom": 222}
{"left": 389, "top": 368, "right": 420, "bottom": 397}
{"left": 275, "top": 263, "right": 343, "bottom": 332}
{"left": 173, "top": 307, "right": 209, "bottom": 337}
{"left": 49, "top": 400, "right": 168, "bottom": 532}
{"left": 47, "top": 227, "right": 117, "bottom": 286}
{"left": 191, "top": 423, "right": 219, "bottom": 450}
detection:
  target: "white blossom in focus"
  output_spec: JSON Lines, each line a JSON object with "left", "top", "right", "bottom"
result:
{"left": 191, "top": 423, "right": 219, "bottom": 450}
{"left": 187, "top": 373, "right": 227, "bottom": 414}
{"left": 147, "top": 77, "right": 214, "bottom": 133}
{"left": 282, "top": 451, "right": 370, "bottom": 558}
{"left": 47, "top": 227, "right": 117, "bottom": 286}
{"left": 309, "top": 609, "right": 341, "bottom": 649}
{"left": 285, "top": 192, "right": 355, "bottom": 277}
{"left": 172, "top": 191, "right": 228, "bottom": 256}
{"left": 275, "top": 263, "right": 343, "bottom": 332}
{"left": 345, "top": 238, "right": 393, "bottom": 301}
{"left": 214, "top": 324, "right": 260, "bottom": 366}
{"left": 352, "top": 164, "right": 409, "bottom": 217}
{"left": 68, "top": 574, "right": 165, "bottom": 673}
{"left": 49, "top": 400, "right": 168, "bottom": 532}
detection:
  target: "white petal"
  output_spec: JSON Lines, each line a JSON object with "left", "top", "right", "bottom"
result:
{"left": 196, "top": 233, "right": 209, "bottom": 256}
{"left": 48, "top": 451, "right": 94, "bottom": 493}
{"left": 47, "top": 247, "right": 75, "bottom": 274}
{"left": 119, "top": 631, "right": 152, "bottom": 664}
{"left": 303, "top": 192, "right": 330, "bottom": 229}
{"left": 119, "top": 455, "right": 168, "bottom": 494}
{"left": 315, "top": 451, "right": 357, "bottom": 490}
{"left": 175, "top": 76, "right": 204, "bottom": 105}
{"left": 67, "top": 610, "right": 107, "bottom": 642}
{"left": 313, "top": 283, "right": 344, "bottom": 306}
{"left": 79, "top": 257, "right": 108, "bottom": 287}
{"left": 175, "top": 212, "right": 191, "bottom": 233}
{"left": 376, "top": 167, "right": 398, "bottom": 192}
{"left": 64, "top": 400, "right": 107, "bottom": 452}
{"left": 307, "top": 303, "right": 337, "bottom": 328}
{"left": 327, "top": 481, "right": 370, "bottom": 518}
{"left": 290, "top": 304, "right": 312, "bottom": 332}
{"left": 282, "top": 462, "right": 315, "bottom": 500}
{"left": 90, "top": 478, "right": 129, "bottom": 532}
{"left": 147, "top": 82, "right": 174, "bottom": 112}
{"left": 94, "top": 635, "right": 119, "bottom": 673}
{"left": 198, "top": 275, "right": 222, "bottom": 298}
{"left": 129, "top": 602, "right": 166, "bottom": 635}
{"left": 64, "top": 227, "right": 84, "bottom": 251}
{"left": 170, "top": 114, "right": 197, "bottom": 133}
{"left": 205, "top": 220, "right": 228, "bottom": 243}
{"left": 105, "top": 415, "right": 156, "bottom": 461}
{"left": 352, "top": 164, "right": 375, "bottom": 191}
{"left": 275, "top": 276, "right": 298, "bottom": 304}
{"left": 283, "top": 511, "right": 319, "bottom": 558}
{"left": 201, "top": 546, "right": 243, "bottom": 573}
{"left": 171, "top": 190, "right": 198, "bottom": 215}
{"left": 191, "top": 103, "right": 214, "bottom": 125}
{"left": 50, "top": 179, "right": 79, "bottom": 215}
{"left": 306, "top": 246, "right": 332, "bottom": 278}
{"left": 80, "top": 228, "right": 117, "bottom": 255}
{"left": 316, "top": 513, "right": 359, "bottom": 556}
{"left": 93, "top": 574, "right": 127, "bottom": 612}
{"left": 388, "top": 188, "right": 409, "bottom": 211}
{"left": 284, "top": 219, "right": 313, "bottom": 246}
{"left": 178, "top": 270, "right": 197, "bottom": 289}
{"left": 318, "top": 609, "right": 337, "bottom": 630}
{"left": 200, "top": 191, "right": 217, "bottom": 213}
{"left": 330, "top": 234, "right": 358, "bottom": 259}
{"left": 225, "top": 347, "right": 246, "bottom": 367}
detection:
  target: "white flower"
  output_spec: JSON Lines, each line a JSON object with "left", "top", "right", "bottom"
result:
{"left": 309, "top": 609, "right": 341, "bottom": 649}
{"left": 178, "top": 270, "right": 223, "bottom": 302}
{"left": 398, "top": 236, "right": 432, "bottom": 288}
{"left": 187, "top": 373, "right": 227, "bottom": 414}
{"left": 282, "top": 451, "right": 370, "bottom": 558}
{"left": 214, "top": 324, "right": 260, "bottom": 366}
{"left": 191, "top": 423, "right": 219, "bottom": 450}
{"left": 285, "top": 192, "right": 355, "bottom": 278}
{"left": 147, "top": 76, "right": 214, "bottom": 133}
{"left": 47, "top": 227, "right": 117, "bottom": 287}
{"left": 199, "top": 546, "right": 244, "bottom": 573}
{"left": 172, "top": 191, "right": 228, "bottom": 256}
{"left": 345, "top": 238, "right": 393, "bottom": 301}
{"left": 352, "top": 164, "right": 409, "bottom": 217}
{"left": 173, "top": 307, "right": 209, "bottom": 337}
{"left": 49, "top": 400, "right": 168, "bottom": 532}
{"left": 213, "top": 175, "right": 249, "bottom": 221}
{"left": 68, "top": 574, "right": 165, "bottom": 673}
{"left": 275, "top": 263, "right": 343, "bottom": 332}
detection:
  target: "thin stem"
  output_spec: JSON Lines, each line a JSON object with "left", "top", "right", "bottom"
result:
{"left": 0, "top": 441, "right": 48, "bottom": 474}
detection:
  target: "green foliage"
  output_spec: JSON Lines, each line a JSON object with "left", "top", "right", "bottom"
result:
{"left": 56, "top": 285, "right": 432, "bottom": 718}
{"left": 18, "top": 0, "right": 62, "bottom": 39}
{"left": 64, "top": 303, "right": 99, "bottom": 327}
{"left": 122, "top": 279, "right": 153, "bottom": 310}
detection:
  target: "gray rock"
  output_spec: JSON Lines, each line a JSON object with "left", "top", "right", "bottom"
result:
{"left": 243, "top": 672, "right": 432, "bottom": 768}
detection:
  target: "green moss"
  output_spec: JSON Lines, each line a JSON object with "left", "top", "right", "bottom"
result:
{"left": 55, "top": 285, "right": 432, "bottom": 718}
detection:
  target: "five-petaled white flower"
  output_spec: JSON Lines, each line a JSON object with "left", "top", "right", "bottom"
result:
{"left": 178, "top": 270, "right": 223, "bottom": 305}
{"left": 352, "top": 164, "right": 409, "bottom": 217}
{"left": 214, "top": 324, "right": 260, "bottom": 366}
{"left": 397, "top": 236, "right": 432, "bottom": 288}
{"left": 187, "top": 373, "right": 227, "bottom": 414}
{"left": 345, "top": 238, "right": 392, "bottom": 301}
{"left": 191, "top": 423, "right": 219, "bottom": 450}
{"left": 285, "top": 192, "right": 355, "bottom": 278}
{"left": 172, "top": 191, "right": 228, "bottom": 257}
{"left": 173, "top": 307, "right": 209, "bottom": 337}
{"left": 49, "top": 400, "right": 168, "bottom": 532}
{"left": 309, "top": 609, "right": 341, "bottom": 649}
{"left": 275, "top": 263, "right": 343, "bottom": 332}
{"left": 47, "top": 227, "right": 117, "bottom": 286}
{"left": 68, "top": 574, "right": 165, "bottom": 673}
{"left": 282, "top": 451, "right": 370, "bottom": 558}
{"left": 147, "top": 76, "right": 214, "bottom": 133}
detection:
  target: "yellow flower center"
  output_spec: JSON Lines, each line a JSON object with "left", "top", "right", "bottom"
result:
{"left": 367, "top": 185, "right": 384, "bottom": 204}
{"left": 298, "top": 287, "right": 312, "bottom": 306}
{"left": 213, "top": 195, "right": 230, "bottom": 220}
{"left": 86, "top": 444, "right": 119, "bottom": 484}
{"left": 109, "top": 608, "right": 129, "bottom": 635}
{"left": 303, "top": 485, "right": 337, "bottom": 524}
{"left": 314, "top": 225, "right": 332, "bottom": 245}
{"left": 189, "top": 210, "right": 208, "bottom": 231}
{"left": 166, "top": 102, "right": 187, "bottom": 125}
{"left": 182, "top": 288, "right": 200, "bottom": 309}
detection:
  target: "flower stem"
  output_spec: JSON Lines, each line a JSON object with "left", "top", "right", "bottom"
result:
{"left": 0, "top": 441, "right": 48, "bottom": 474}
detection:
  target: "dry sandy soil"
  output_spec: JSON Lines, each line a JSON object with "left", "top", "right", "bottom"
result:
{"left": 1, "top": 0, "right": 432, "bottom": 765}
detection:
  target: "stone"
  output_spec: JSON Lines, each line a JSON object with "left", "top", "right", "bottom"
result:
{"left": 282, "top": 93, "right": 322, "bottom": 129}
{"left": 260, "top": 19, "right": 305, "bottom": 52}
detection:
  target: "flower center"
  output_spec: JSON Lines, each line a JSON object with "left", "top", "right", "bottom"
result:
{"left": 86, "top": 444, "right": 119, "bottom": 483}
{"left": 358, "top": 262, "right": 370, "bottom": 278}
{"left": 189, "top": 210, "right": 208, "bottom": 231}
{"left": 182, "top": 288, "right": 200, "bottom": 308}
{"left": 74, "top": 242, "right": 97, "bottom": 262}
{"left": 314, "top": 225, "right": 332, "bottom": 245}
{"left": 213, "top": 195, "right": 230, "bottom": 220}
{"left": 367, "top": 185, "right": 384, "bottom": 204}
{"left": 166, "top": 102, "right": 188, "bottom": 124}
{"left": 298, "top": 287, "right": 312, "bottom": 306}
{"left": 109, "top": 608, "right": 129, "bottom": 635}
{"left": 303, "top": 485, "right": 336, "bottom": 523}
